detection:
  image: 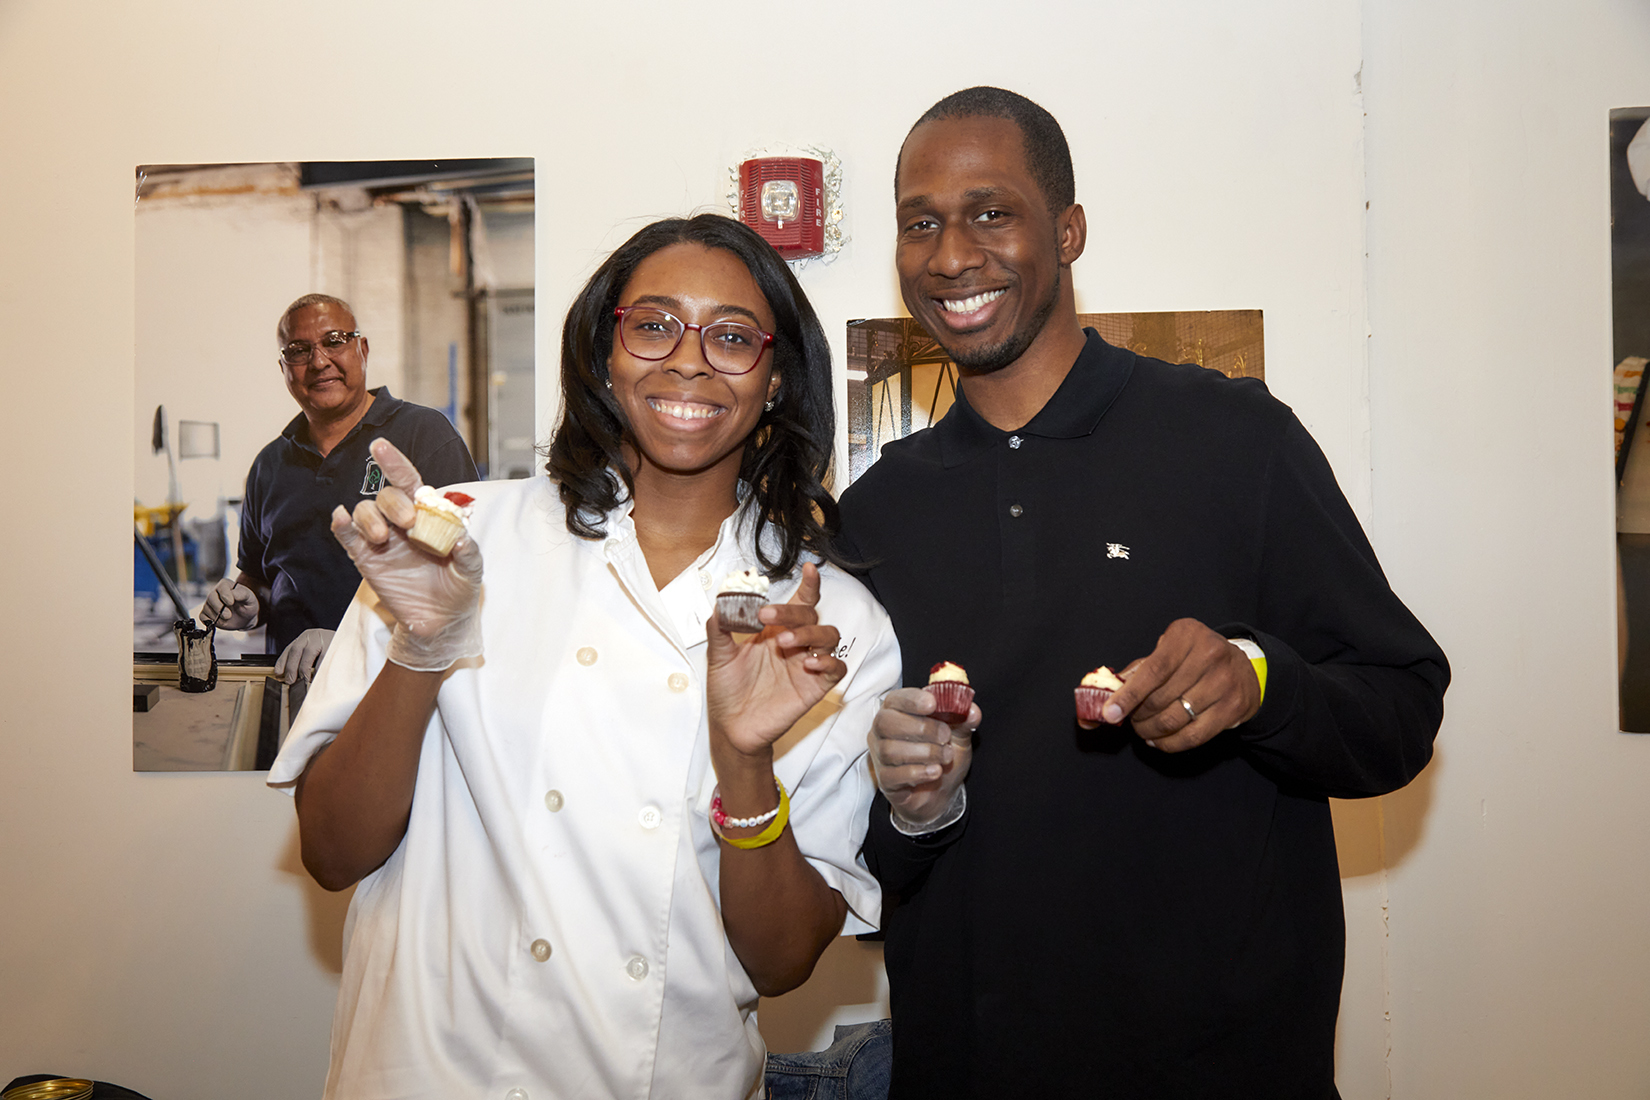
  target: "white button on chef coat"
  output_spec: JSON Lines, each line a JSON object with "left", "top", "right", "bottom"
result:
{"left": 626, "top": 955, "right": 650, "bottom": 981}
{"left": 576, "top": 646, "right": 597, "bottom": 666}
{"left": 530, "top": 939, "right": 551, "bottom": 962}
{"left": 639, "top": 805, "right": 663, "bottom": 830}
{"left": 268, "top": 478, "right": 902, "bottom": 1100}
{"left": 667, "top": 672, "right": 690, "bottom": 693}
{"left": 505, "top": 1089, "right": 528, "bottom": 1100}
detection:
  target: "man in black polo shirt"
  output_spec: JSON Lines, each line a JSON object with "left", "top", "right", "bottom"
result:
{"left": 839, "top": 87, "right": 1449, "bottom": 1097}
{"left": 202, "top": 294, "right": 477, "bottom": 683}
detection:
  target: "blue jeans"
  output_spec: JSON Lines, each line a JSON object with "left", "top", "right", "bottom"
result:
{"left": 764, "top": 1019, "right": 892, "bottom": 1100}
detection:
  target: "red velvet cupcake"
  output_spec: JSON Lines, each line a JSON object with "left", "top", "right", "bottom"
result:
{"left": 926, "top": 661, "right": 975, "bottom": 724}
{"left": 1074, "top": 666, "right": 1123, "bottom": 723}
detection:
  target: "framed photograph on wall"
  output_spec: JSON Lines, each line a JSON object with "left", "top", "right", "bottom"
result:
{"left": 132, "top": 158, "right": 535, "bottom": 770}
{"left": 1610, "top": 109, "right": 1650, "bottom": 732}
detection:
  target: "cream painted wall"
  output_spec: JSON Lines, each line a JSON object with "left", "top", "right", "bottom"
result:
{"left": 1363, "top": 0, "right": 1650, "bottom": 1095}
{"left": 4, "top": 0, "right": 1638, "bottom": 1096}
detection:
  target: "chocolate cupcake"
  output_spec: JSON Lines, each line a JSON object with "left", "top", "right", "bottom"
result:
{"left": 1074, "top": 666, "right": 1123, "bottom": 723}
{"left": 716, "top": 568, "right": 770, "bottom": 632}
{"left": 926, "top": 661, "right": 975, "bottom": 724}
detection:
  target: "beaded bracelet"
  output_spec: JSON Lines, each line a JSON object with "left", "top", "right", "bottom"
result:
{"left": 710, "top": 778, "right": 791, "bottom": 850}
{"left": 712, "top": 777, "right": 784, "bottom": 829}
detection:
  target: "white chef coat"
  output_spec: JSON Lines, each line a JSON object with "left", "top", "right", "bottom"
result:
{"left": 268, "top": 475, "right": 900, "bottom": 1100}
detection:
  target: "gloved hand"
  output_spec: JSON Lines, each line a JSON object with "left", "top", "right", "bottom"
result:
{"left": 330, "top": 438, "right": 483, "bottom": 673}
{"left": 869, "top": 687, "right": 978, "bottom": 833}
{"left": 275, "top": 628, "right": 335, "bottom": 684}
{"left": 201, "top": 577, "right": 259, "bottom": 630}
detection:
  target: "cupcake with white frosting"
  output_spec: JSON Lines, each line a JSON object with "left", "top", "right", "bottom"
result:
{"left": 926, "top": 661, "right": 975, "bottom": 725}
{"left": 716, "top": 568, "right": 770, "bottom": 632}
{"left": 408, "top": 486, "right": 474, "bottom": 556}
{"left": 1074, "top": 666, "right": 1124, "bottom": 723}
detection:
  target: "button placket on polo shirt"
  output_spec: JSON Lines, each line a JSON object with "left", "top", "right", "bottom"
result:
{"left": 998, "top": 433, "right": 1038, "bottom": 609}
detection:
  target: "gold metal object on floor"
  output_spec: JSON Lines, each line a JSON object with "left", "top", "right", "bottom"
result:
{"left": 3, "top": 1081, "right": 96, "bottom": 1100}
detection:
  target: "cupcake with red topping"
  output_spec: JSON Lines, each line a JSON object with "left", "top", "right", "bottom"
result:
{"left": 408, "top": 487, "right": 474, "bottom": 556}
{"left": 1074, "top": 666, "right": 1124, "bottom": 724}
{"left": 926, "top": 661, "right": 975, "bottom": 724}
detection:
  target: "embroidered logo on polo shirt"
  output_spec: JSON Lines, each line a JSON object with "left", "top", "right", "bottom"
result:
{"left": 361, "top": 457, "right": 385, "bottom": 495}
{"left": 1106, "top": 543, "right": 1130, "bottom": 560}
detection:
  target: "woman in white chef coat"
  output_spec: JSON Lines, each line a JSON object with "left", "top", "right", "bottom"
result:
{"left": 267, "top": 214, "right": 901, "bottom": 1100}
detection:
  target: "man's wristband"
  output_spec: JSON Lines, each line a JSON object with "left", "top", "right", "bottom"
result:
{"left": 1227, "top": 637, "right": 1267, "bottom": 704}
{"left": 891, "top": 785, "right": 967, "bottom": 837}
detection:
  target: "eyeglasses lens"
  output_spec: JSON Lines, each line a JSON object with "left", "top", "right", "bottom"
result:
{"left": 618, "top": 309, "right": 683, "bottom": 355}
{"left": 618, "top": 308, "right": 763, "bottom": 375}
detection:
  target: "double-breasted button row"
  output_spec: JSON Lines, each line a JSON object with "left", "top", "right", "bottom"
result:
{"left": 527, "top": 937, "right": 651, "bottom": 984}
{"left": 574, "top": 647, "right": 691, "bottom": 696}
{"left": 545, "top": 789, "right": 663, "bottom": 832}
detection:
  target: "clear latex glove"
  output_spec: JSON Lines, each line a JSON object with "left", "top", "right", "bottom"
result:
{"left": 201, "top": 577, "right": 259, "bottom": 630}
{"left": 329, "top": 438, "right": 484, "bottom": 673}
{"left": 274, "top": 628, "right": 335, "bottom": 684}
{"left": 868, "top": 686, "right": 979, "bottom": 831}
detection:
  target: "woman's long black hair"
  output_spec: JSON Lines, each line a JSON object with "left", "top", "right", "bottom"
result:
{"left": 546, "top": 213, "right": 842, "bottom": 579}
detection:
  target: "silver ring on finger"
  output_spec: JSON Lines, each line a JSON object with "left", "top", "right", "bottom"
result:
{"left": 1179, "top": 697, "right": 1198, "bottom": 721}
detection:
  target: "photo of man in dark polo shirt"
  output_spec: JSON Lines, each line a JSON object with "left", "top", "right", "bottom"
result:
{"left": 201, "top": 293, "right": 477, "bottom": 684}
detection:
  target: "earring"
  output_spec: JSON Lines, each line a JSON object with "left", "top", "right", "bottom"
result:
{"left": 764, "top": 398, "right": 775, "bottom": 411}
{"left": 604, "top": 378, "right": 613, "bottom": 391}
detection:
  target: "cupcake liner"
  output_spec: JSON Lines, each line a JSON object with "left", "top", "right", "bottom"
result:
{"left": 927, "top": 681, "right": 975, "bottom": 725}
{"left": 408, "top": 510, "right": 464, "bottom": 556}
{"left": 1074, "top": 685, "right": 1114, "bottom": 724}
{"left": 717, "top": 592, "right": 766, "bottom": 632}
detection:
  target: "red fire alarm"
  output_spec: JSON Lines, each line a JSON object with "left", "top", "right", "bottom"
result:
{"left": 737, "top": 156, "right": 825, "bottom": 260}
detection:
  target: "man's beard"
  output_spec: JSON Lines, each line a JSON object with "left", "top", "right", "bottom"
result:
{"left": 942, "top": 264, "right": 1062, "bottom": 376}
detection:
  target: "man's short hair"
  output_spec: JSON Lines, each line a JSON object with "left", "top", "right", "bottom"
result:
{"left": 277, "top": 293, "right": 356, "bottom": 342}
{"left": 900, "top": 86, "right": 1076, "bottom": 216}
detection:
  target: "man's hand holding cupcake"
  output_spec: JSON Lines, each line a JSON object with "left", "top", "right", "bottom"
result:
{"left": 1089, "top": 618, "right": 1263, "bottom": 752}
{"left": 869, "top": 661, "right": 980, "bottom": 834}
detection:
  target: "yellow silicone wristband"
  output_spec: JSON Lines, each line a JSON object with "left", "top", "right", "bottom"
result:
{"left": 1250, "top": 656, "right": 1268, "bottom": 705}
{"left": 713, "top": 779, "right": 791, "bottom": 850}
